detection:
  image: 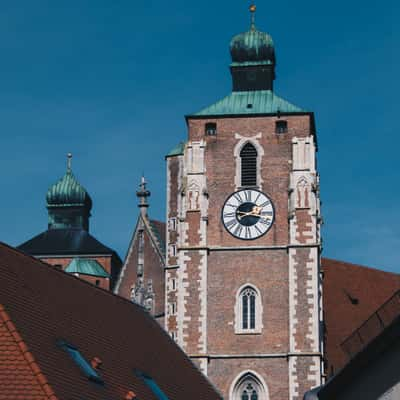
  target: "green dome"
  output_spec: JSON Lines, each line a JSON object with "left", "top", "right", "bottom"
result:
{"left": 46, "top": 168, "right": 92, "bottom": 209}
{"left": 230, "top": 25, "right": 275, "bottom": 65}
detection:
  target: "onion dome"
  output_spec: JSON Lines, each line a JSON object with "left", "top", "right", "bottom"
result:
{"left": 46, "top": 153, "right": 92, "bottom": 209}
{"left": 230, "top": 5, "right": 275, "bottom": 65}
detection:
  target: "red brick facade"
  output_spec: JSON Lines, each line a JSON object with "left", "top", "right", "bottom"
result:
{"left": 165, "top": 115, "right": 323, "bottom": 399}
{"left": 114, "top": 215, "right": 165, "bottom": 322}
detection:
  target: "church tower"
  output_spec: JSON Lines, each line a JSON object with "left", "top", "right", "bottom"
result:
{"left": 165, "top": 5, "right": 323, "bottom": 400}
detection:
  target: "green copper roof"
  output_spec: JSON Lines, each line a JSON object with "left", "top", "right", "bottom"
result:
{"left": 230, "top": 27, "right": 275, "bottom": 65}
{"left": 191, "top": 90, "right": 304, "bottom": 117}
{"left": 65, "top": 258, "right": 109, "bottom": 278}
{"left": 46, "top": 169, "right": 92, "bottom": 209}
{"left": 166, "top": 141, "right": 185, "bottom": 157}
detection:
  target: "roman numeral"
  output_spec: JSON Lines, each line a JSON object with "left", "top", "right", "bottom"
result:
{"left": 259, "top": 218, "right": 271, "bottom": 225}
{"left": 245, "top": 227, "right": 251, "bottom": 239}
{"left": 223, "top": 212, "right": 236, "bottom": 218}
{"left": 259, "top": 200, "right": 271, "bottom": 207}
{"left": 254, "top": 225, "right": 263, "bottom": 235}
{"left": 261, "top": 210, "right": 273, "bottom": 216}
{"left": 244, "top": 190, "right": 252, "bottom": 202}
{"left": 234, "top": 192, "right": 243, "bottom": 203}
{"left": 226, "top": 219, "right": 237, "bottom": 228}
{"left": 234, "top": 225, "right": 243, "bottom": 237}
{"left": 254, "top": 192, "right": 261, "bottom": 203}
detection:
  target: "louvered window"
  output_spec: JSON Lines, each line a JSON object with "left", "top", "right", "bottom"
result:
{"left": 240, "top": 143, "right": 257, "bottom": 187}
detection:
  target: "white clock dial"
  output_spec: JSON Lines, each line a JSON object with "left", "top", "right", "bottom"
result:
{"left": 221, "top": 189, "right": 274, "bottom": 240}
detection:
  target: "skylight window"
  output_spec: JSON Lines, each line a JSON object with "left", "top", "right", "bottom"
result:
{"left": 135, "top": 370, "right": 170, "bottom": 400}
{"left": 58, "top": 340, "right": 103, "bottom": 384}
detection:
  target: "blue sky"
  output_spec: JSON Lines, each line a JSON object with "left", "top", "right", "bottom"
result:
{"left": 0, "top": 1, "right": 399, "bottom": 273}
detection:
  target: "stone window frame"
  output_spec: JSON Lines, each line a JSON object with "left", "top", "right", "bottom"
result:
{"left": 169, "top": 302, "right": 177, "bottom": 316}
{"left": 168, "top": 217, "right": 177, "bottom": 231}
{"left": 234, "top": 283, "right": 263, "bottom": 334}
{"left": 233, "top": 135, "right": 264, "bottom": 190}
{"left": 169, "top": 244, "right": 177, "bottom": 257}
{"left": 229, "top": 370, "right": 269, "bottom": 400}
{"left": 169, "top": 277, "right": 177, "bottom": 291}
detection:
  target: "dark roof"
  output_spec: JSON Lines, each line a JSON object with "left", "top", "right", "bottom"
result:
{"left": 149, "top": 220, "right": 166, "bottom": 258}
{"left": 319, "top": 313, "right": 400, "bottom": 400}
{"left": 0, "top": 242, "right": 222, "bottom": 400}
{"left": 322, "top": 258, "right": 400, "bottom": 374}
{"left": 17, "top": 228, "right": 119, "bottom": 258}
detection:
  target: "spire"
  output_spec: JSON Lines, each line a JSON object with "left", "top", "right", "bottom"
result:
{"left": 136, "top": 176, "right": 151, "bottom": 217}
{"left": 249, "top": 4, "right": 256, "bottom": 31}
{"left": 67, "top": 152, "right": 72, "bottom": 173}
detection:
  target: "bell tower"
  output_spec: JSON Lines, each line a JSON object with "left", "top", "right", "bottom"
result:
{"left": 165, "top": 5, "right": 323, "bottom": 400}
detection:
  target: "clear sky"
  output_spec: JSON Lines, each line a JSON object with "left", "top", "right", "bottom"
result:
{"left": 0, "top": 1, "right": 399, "bottom": 273}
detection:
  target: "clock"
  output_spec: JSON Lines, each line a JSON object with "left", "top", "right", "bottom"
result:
{"left": 221, "top": 189, "right": 275, "bottom": 240}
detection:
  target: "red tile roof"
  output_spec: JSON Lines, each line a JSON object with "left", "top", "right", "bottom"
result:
{"left": 0, "top": 304, "right": 57, "bottom": 400}
{"left": 0, "top": 242, "right": 222, "bottom": 400}
{"left": 322, "top": 257, "right": 400, "bottom": 375}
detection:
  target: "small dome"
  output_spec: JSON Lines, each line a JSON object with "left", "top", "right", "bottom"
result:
{"left": 230, "top": 26, "right": 275, "bottom": 65}
{"left": 46, "top": 169, "right": 92, "bottom": 209}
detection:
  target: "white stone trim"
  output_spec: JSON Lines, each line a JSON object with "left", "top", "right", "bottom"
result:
{"left": 233, "top": 133, "right": 264, "bottom": 190}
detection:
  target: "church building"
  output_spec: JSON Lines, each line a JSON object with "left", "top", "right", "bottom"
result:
{"left": 164, "top": 6, "right": 322, "bottom": 399}
{"left": 18, "top": 154, "right": 122, "bottom": 290}
{"left": 10, "top": 5, "right": 400, "bottom": 400}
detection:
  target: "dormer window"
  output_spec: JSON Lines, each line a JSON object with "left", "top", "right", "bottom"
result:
{"left": 58, "top": 340, "right": 103, "bottom": 383}
{"left": 205, "top": 122, "right": 217, "bottom": 136}
{"left": 135, "top": 370, "right": 171, "bottom": 400}
{"left": 275, "top": 120, "right": 288, "bottom": 134}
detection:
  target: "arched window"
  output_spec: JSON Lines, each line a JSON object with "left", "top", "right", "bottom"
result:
{"left": 241, "top": 287, "right": 256, "bottom": 330}
{"left": 240, "top": 143, "right": 257, "bottom": 187}
{"left": 230, "top": 371, "right": 269, "bottom": 400}
{"left": 235, "top": 285, "right": 263, "bottom": 334}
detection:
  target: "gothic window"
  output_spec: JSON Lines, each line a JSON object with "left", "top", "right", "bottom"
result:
{"left": 231, "top": 372, "right": 268, "bottom": 400}
{"left": 242, "top": 287, "right": 256, "bottom": 330}
{"left": 241, "top": 382, "right": 258, "bottom": 400}
{"left": 235, "top": 285, "right": 263, "bottom": 334}
{"left": 240, "top": 143, "right": 257, "bottom": 187}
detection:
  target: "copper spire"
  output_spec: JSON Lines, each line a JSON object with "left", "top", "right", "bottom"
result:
{"left": 249, "top": 4, "right": 256, "bottom": 30}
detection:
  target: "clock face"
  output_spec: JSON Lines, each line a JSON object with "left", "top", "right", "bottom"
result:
{"left": 221, "top": 189, "right": 275, "bottom": 240}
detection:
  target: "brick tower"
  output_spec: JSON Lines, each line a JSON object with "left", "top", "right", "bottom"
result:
{"left": 165, "top": 6, "right": 323, "bottom": 400}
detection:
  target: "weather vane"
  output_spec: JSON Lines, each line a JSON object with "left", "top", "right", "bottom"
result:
{"left": 249, "top": 4, "right": 256, "bottom": 29}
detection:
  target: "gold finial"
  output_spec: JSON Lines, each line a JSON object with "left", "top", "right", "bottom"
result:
{"left": 249, "top": 4, "right": 256, "bottom": 29}
{"left": 67, "top": 153, "right": 72, "bottom": 172}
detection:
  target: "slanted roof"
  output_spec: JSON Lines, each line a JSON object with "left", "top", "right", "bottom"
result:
{"left": 65, "top": 258, "right": 109, "bottom": 278}
{"left": 322, "top": 258, "right": 400, "bottom": 375}
{"left": 149, "top": 220, "right": 166, "bottom": 258}
{"left": 188, "top": 90, "right": 304, "bottom": 117}
{"left": 0, "top": 242, "right": 222, "bottom": 400}
{"left": 166, "top": 141, "right": 185, "bottom": 157}
{"left": 18, "top": 229, "right": 119, "bottom": 258}
{"left": 0, "top": 304, "right": 57, "bottom": 399}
